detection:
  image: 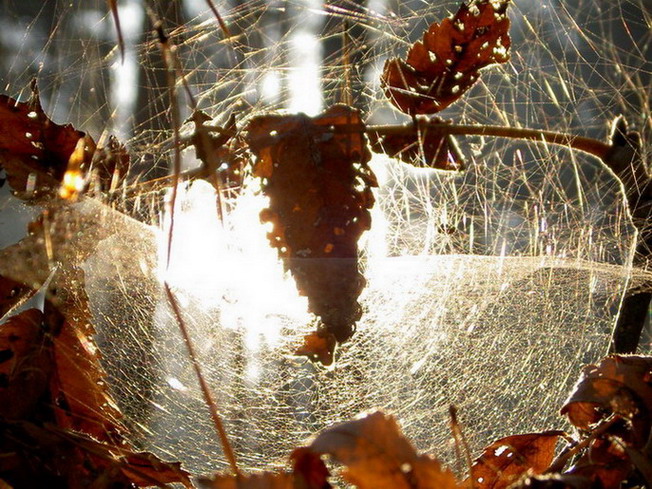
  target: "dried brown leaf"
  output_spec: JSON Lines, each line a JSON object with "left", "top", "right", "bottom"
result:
{"left": 561, "top": 355, "right": 652, "bottom": 447}
{"left": 246, "top": 104, "right": 377, "bottom": 363}
{"left": 0, "top": 309, "right": 51, "bottom": 420}
{"left": 291, "top": 447, "right": 332, "bottom": 489}
{"left": 0, "top": 88, "right": 129, "bottom": 201}
{"left": 382, "top": 0, "right": 510, "bottom": 115}
{"left": 306, "top": 411, "right": 460, "bottom": 489}
{"left": 0, "top": 87, "right": 86, "bottom": 199}
{"left": 567, "top": 439, "right": 633, "bottom": 489}
{"left": 466, "top": 431, "right": 565, "bottom": 489}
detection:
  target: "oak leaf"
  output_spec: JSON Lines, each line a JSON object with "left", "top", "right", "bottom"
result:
{"left": 382, "top": 0, "right": 511, "bottom": 115}
{"left": 305, "top": 411, "right": 460, "bottom": 489}
{"left": 466, "top": 431, "right": 565, "bottom": 489}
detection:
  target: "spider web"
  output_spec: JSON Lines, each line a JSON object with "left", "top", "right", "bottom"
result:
{"left": 0, "top": 0, "right": 650, "bottom": 478}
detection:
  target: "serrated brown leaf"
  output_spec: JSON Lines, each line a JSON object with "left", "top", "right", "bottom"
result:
{"left": 306, "top": 411, "right": 460, "bottom": 489}
{"left": 246, "top": 105, "right": 377, "bottom": 363}
{"left": 198, "top": 472, "right": 295, "bottom": 489}
{"left": 382, "top": 0, "right": 510, "bottom": 115}
{"left": 368, "top": 120, "right": 464, "bottom": 170}
{"left": 0, "top": 87, "right": 129, "bottom": 201}
{"left": 561, "top": 355, "right": 652, "bottom": 447}
{"left": 0, "top": 87, "right": 86, "bottom": 199}
{"left": 467, "top": 431, "right": 565, "bottom": 489}
{"left": 46, "top": 284, "right": 125, "bottom": 443}
{"left": 0, "top": 309, "right": 51, "bottom": 420}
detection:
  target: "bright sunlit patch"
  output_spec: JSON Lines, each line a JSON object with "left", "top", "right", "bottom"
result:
{"left": 158, "top": 180, "right": 311, "bottom": 349}
{"left": 288, "top": 31, "right": 322, "bottom": 115}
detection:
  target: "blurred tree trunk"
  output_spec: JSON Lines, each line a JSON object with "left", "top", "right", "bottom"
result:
{"left": 322, "top": 0, "right": 368, "bottom": 110}
{"left": 133, "top": 0, "right": 185, "bottom": 179}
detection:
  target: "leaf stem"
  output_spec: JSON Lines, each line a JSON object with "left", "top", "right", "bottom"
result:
{"left": 119, "top": 119, "right": 611, "bottom": 196}
{"left": 364, "top": 120, "right": 611, "bottom": 160}
{"left": 545, "top": 415, "right": 620, "bottom": 474}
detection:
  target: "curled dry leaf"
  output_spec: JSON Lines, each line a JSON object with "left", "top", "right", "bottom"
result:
{"left": 561, "top": 355, "right": 652, "bottom": 447}
{"left": 381, "top": 0, "right": 511, "bottom": 115}
{"left": 368, "top": 119, "right": 465, "bottom": 171}
{"left": 466, "top": 431, "right": 565, "bottom": 489}
{"left": 567, "top": 438, "right": 633, "bottom": 489}
{"left": 246, "top": 104, "right": 377, "bottom": 364}
{"left": 0, "top": 87, "right": 129, "bottom": 201}
{"left": 305, "top": 411, "right": 460, "bottom": 489}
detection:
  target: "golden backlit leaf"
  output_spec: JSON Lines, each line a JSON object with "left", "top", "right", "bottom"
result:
{"left": 467, "top": 432, "right": 565, "bottom": 489}
{"left": 561, "top": 355, "right": 652, "bottom": 447}
{"left": 382, "top": 0, "right": 511, "bottom": 115}
{"left": 246, "top": 104, "right": 377, "bottom": 363}
{"left": 307, "top": 411, "right": 460, "bottom": 489}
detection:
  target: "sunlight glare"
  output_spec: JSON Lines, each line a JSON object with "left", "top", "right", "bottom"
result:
{"left": 158, "top": 180, "right": 311, "bottom": 349}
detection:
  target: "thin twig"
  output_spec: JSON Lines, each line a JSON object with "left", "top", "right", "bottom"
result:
{"left": 165, "top": 283, "right": 240, "bottom": 476}
{"left": 153, "top": 21, "right": 181, "bottom": 272}
{"left": 116, "top": 119, "right": 611, "bottom": 197}
{"left": 204, "top": 0, "right": 233, "bottom": 40}
{"left": 107, "top": 0, "right": 125, "bottom": 62}
{"left": 449, "top": 406, "right": 474, "bottom": 487}
{"left": 152, "top": 13, "right": 239, "bottom": 477}
{"left": 545, "top": 415, "right": 620, "bottom": 474}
